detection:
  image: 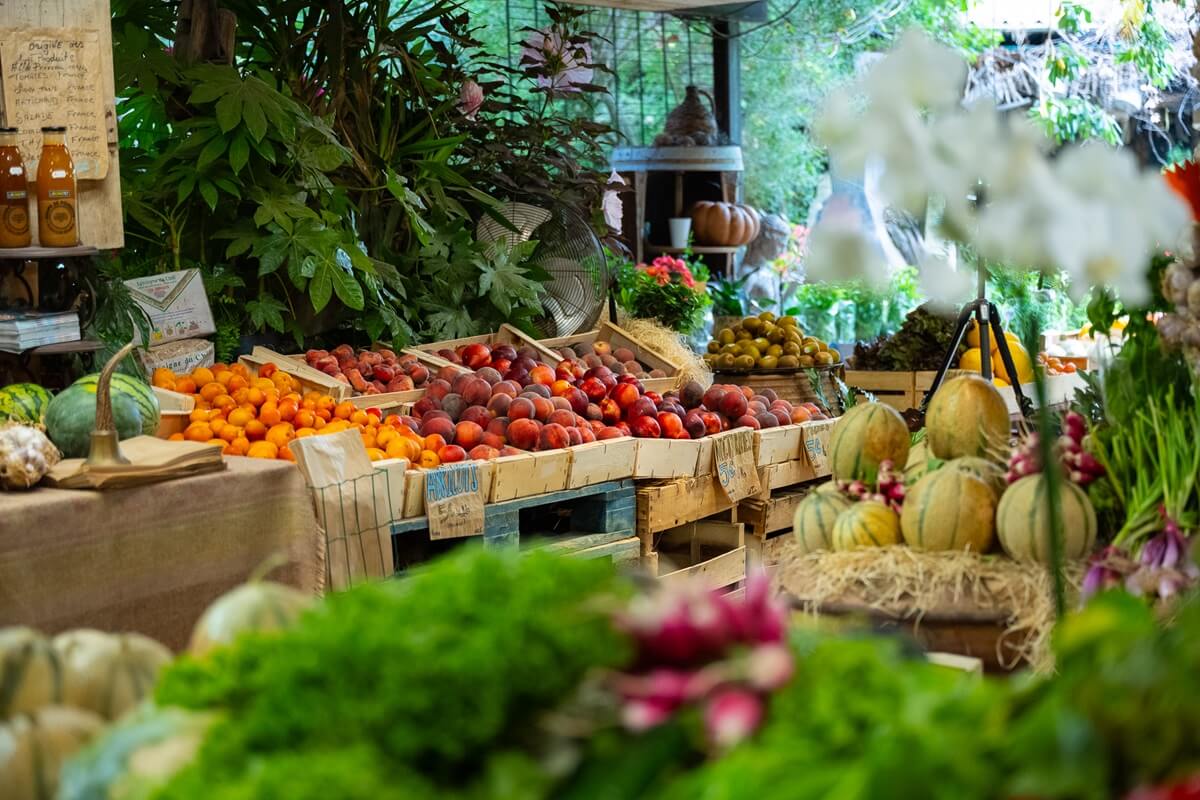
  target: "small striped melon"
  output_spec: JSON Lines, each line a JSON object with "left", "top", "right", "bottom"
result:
{"left": 793, "top": 491, "right": 852, "bottom": 553}
{"left": 947, "top": 456, "right": 1006, "bottom": 500}
{"left": 904, "top": 437, "right": 933, "bottom": 482}
{"left": 189, "top": 582, "right": 314, "bottom": 657}
{"left": 0, "top": 705, "right": 104, "bottom": 800}
{"left": 53, "top": 630, "right": 173, "bottom": 721}
{"left": 828, "top": 402, "right": 910, "bottom": 483}
{"left": 832, "top": 501, "right": 901, "bottom": 551}
{"left": 996, "top": 474, "right": 1097, "bottom": 563}
{"left": 901, "top": 466, "right": 997, "bottom": 552}
{"left": 0, "top": 384, "right": 53, "bottom": 426}
{"left": 926, "top": 375, "right": 1010, "bottom": 459}
{"left": 0, "top": 627, "right": 62, "bottom": 718}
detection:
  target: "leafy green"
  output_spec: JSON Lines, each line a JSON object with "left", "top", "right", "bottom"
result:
{"left": 851, "top": 303, "right": 961, "bottom": 371}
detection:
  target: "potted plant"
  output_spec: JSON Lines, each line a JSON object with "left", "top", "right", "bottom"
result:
{"left": 615, "top": 254, "right": 711, "bottom": 335}
{"left": 708, "top": 275, "right": 748, "bottom": 334}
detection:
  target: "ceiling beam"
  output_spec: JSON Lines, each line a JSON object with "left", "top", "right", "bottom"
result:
{"left": 566, "top": 0, "right": 744, "bottom": 12}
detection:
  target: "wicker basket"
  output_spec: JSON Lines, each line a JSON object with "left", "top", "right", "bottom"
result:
{"left": 712, "top": 365, "right": 843, "bottom": 411}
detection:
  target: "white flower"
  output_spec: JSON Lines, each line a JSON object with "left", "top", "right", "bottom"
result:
{"left": 865, "top": 30, "right": 967, "bottom": 114}
{"left": 804, "top": 214, "right": 889, "bottom": 287}
{"left": 602, "top": 170, "right": 625, "bottom": 231}
{"left": 916, "top": 251, "right": 974, "bottom": 312}
{"left": 521, "top": 29, "right": 593, "bottom": 96}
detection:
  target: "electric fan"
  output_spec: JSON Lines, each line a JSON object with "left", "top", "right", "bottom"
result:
{"left": 475, "top": 201, "right": 609, "bottom": 337}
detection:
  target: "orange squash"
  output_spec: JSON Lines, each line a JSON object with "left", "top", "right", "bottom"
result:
{"left": 690, "top": 201, "right": 761, "bottom": 247}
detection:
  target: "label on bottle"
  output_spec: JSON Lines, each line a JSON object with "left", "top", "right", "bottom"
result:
{"left": 50, "top": 169, "right": 68, "bottom": 179}
{"left": 47, "top": 189, "right": 73, "bottom": 199}
{"left": 43, "top": 199, "right": 75, "bottom": 235}
{"left": 7, "top": 167, "right": 22, "bottom": 177}
{"left": 2, "top": 204, "right": 29, "bottom": 237}
{"left": 5, "top": 190, "right": 26, "bottom": 200}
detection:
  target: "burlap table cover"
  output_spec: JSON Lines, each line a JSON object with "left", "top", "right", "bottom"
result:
{"left": 0, "top": 457, "right": 325, "bottom": 650}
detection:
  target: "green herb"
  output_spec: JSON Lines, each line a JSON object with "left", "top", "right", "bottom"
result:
{"left": 708, "top": 276, "right": 748, "bottom": 318}
{"left": 851, "top": 303, "right": 961, "bottom": 371}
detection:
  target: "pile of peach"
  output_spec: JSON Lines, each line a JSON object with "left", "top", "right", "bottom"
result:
{"left": 303, "top": 345, "right": 430, "bottom": 394}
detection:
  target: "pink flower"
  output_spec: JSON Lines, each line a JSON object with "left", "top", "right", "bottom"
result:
{"left": 458, "top": 79, "right": 483, "bottom": 121}
{"left": 704, "top": 689, "right": 764, "bottom": 748}
{"left": 520, "top": 28, "right": 594, "bottom": 96}
{"left": 644, "top": 264, "right": 670, "bottom": 286}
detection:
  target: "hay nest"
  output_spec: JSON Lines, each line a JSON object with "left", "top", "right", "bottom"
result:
{"left": 773, "top": 545, "right": 1081, "bottom": 672}
{"left": 619, "top": 317, "right": 712, "bottom": 387}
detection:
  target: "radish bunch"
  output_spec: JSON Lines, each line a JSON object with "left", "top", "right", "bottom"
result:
{"left": 1006, "top": 411, "right": 1104, "bottom": 487}
{"left": 836, "top": 459, "right": 906, "bottom": 511}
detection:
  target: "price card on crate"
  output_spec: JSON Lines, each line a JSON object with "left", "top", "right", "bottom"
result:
{"left": 425, "top": 462, "right": 486, "bottom": 540}
{"left": 712, "top": 428, "right": 760, "bottom": 503}
{"left": 803, "top": 421, "right": 833, "bottom": 475}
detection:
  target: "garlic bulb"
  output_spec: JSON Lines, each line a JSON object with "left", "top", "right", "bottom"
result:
{"left": 0, "top": 423, "right": 60, "bottom": 490}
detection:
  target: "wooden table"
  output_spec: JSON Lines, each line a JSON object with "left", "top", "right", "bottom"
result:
{"left": 0, "top": 457, "right": 324, "bottom": 650}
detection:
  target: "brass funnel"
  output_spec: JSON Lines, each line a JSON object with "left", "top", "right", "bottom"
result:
{"left": 86, "top": 342, "right": 137, "bottom": 467}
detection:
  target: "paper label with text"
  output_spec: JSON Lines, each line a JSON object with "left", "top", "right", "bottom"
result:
{"left": 712, "top": 428, "right": 760, "bottom": 502}
{"left": 803, "top": 421, "right": 832, "bottom": 475}
{"left": 0, "top": 28, "right": 109, "bottom": 178}
{"left": 425, "top": 462, "right": 485, "bottom": 540}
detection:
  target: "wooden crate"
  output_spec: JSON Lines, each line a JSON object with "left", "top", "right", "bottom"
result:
{"left": 636, "top": 474, "right": 734, "bottom": 548}
{"left": 567, "top": 437, "right": 638, "bottom": 489}
{"left": 153, "top": 386, "right": 192, "bottom": 438}
{"left": 410, "top": 324, "right": 562, "bottom": 366}
{"left": 740, "top": 479, "right": 828, "bottom": 570}
{"left": 539, "top": 321, "right": 682, "bottom": 392}
{"left": 655, "top": 520, "right": 746, "bottom": 592}
{"left": 711, "top": 366, "right": 842, "bottom": 410}
{"left": 536, "top": 531, "right": 641, "bottom": 568}
{"left": 754, "top": 423, "right": 804, "bottom": 467}
{"left": 844, "top": 370, "right": 916, "bottom": 412}
{"left": 241, "top": 347, "right": 352, "bottom": 401}
{"left": 633, "top": 437, "right": 705, "bottom": 479}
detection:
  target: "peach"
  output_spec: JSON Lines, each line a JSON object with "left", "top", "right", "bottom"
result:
{"left": 551, "top": 378, "right": 574, "bottom": 397}
{"left": 735, "top": 414, "right": 761, "bottom": 430}
{"left": 585, "top": 403, "right": 603, "bottom": 421}
{"left": 476, "top": 366, "right": 502, "bottom": 385}
{"left": 565, "top": 387, "right": 589, "bottom": 415}
{"left": 583, "top": 353, "right": 603, "bottom": 369}
{"left": 579, "top": 426, "right": 596, "bottom": 444}
{"left": 509, "top": 397, "right": 536, "bottom": 420}
{"left": 469, "top": 445, "right": 501, "bottom": 460}
{"left": 486, "top": 417, "right": 510, "bottom": 437}
{"left": 770, "top": 409, "right": 790, "bottom": 426}
{"left": 629, "top": 414, "right": 661, "bottom": 438}
{"left": 761, "top": 388, "right": 779, "bottom": 403}
{"left": 503, "top": 368, "right": 529, "bottom": 385}
{"left": 460, "top": 343, "right": 492, "bottom": 369}
{"left": 423, "top": 433, "right": 448, "bottom": 452}
{"left": 551, "top": 396, "right": 572, "bottom": 412}
{"left": 491, "top": 358, "right": 512, "bottom": 375}
{"left": 790, "top": 406, "right": 812, "bottom": 424}
{"left": 623, "top": 360, "right": 641, "bottom": 375}
{"left": 493, "top": 344, "right": 518, "bottom": 362}
{"left": 613, "top": 347, "right": 635, "bottom": 364}
{"left": 386, "top": 375, "right": 415, "bottom": 393}
{"left": 700, "top": 412, "right": 723, "bottom": 436}
{"left": 615, "top": 421, "right": 632, "bottom": 436}
{"left": 455, "top": 421, "right": 484, "bottom": 449}
{"left": 657, "top": 411, "right": 684, "bottom": 438}
{"left": 493, "top": 380, "right": 520, "bottom": 397}
{"left": 531, "top": 396, "right": 554, "bottom": 422}
{"left": 548, "top": 409, "right": 577, "bottom": 428}
{"left": 580, "top": 377, "right": 607, "bottom": 402}
{"left": 539, "top": 423, "right": 570, "bottom": 450}
{"left": 508, "top": 418, "right": 540, "bottom": 450}
{"left": 440, "top": 393, "right": 467, "bottom": 422}
{"left": 398, "top": 415, "right": 421, "bottom": 433}
{"left": 748, "top": 400, "right": 767, "bottom": 415}
{"left": 593, "top": 341, "right": 612, "bottom": 356}
{"left": 487, "top": 394, "right": 512, "bottom": 417}
{"left": 718, "top": 391, "right": 748, "bottom": 419}
{"left": 609, "top": 382, "right": 640, "bottom": 411}
{"left": 649, "top": 369, "right": 667, "bottom": 378}
{"left": 451, "top": 372, "right": 474, "bottom": 395}
{"left": 523, "top": 383, "right": 552, "bottom": 399}
{"left": 644, "top": 391, "right": 663, "bottom": 406}
{"left": 629, "top": 397, "right": 657, "bottom": 419}
{"left": 680, "top": 380, "right": 704, "bottom": 409}
{"left": 567, "top": 427, "right": 583, "bottom": 446}
{"left": 499, "top": 445, "right": 524, "bottom": 457}
{"left": 481, "top": 431, "right": 506, "bottom": 449}
{"left": 462, "top": 378, "right": 492, "bottom": 407}
{"left": 420, "top": 416, "right": 455, "bottom": 442}
{"left": 408, "top": 364, "right": 430, "bottom": 386}
{"left": 682, "top": 411, "right": 706, "bottom": 439}
{"left": 436, "top": 365, "right": 461, "bottom": 383}
{"left": 438, "top": 444, "right": 468, "bottom": 463}
{"left": 597, "top": 426, "right": 626, "bottom": 440}
{"left": 756, "top": 412, "right": 780, "bottom": 429}
{"left": 740, "top": 386, "right": 754, "bottom": 400}
{"left": 599, "top": 397, "right": 622, "bottom": 425}
{"left": 426, "top": 379, "right": 452, "bottom": 402}
{"left": 702, "top": 385, "right": 726, "bottom": 411}
{"left": 413, "top": 396, "right": 440, "bottom": 417}
{"left": 529, "top": 365, "right": 555, "bottom": 386}
{"left": 421, "top": 409, "right": 452, "bottom": 423}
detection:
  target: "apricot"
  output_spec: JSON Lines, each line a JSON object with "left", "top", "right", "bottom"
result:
{"left": 418, "top": 449, "right": 441, "bottom": 469}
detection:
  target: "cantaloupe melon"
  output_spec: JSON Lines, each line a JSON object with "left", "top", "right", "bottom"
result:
{"left": 828, "top": 402, "right": 910, "bottom": 483}
{"left": 900, "top": 466, "right": 997, "bottom": 552}
{"left": 947, "top": 456, "right": 1006, "bottom": 500}
{"left": 0, "top": 627, "right": 61, "bottom": 718}
{"left": 996, "top": 474, "right": 1097, "bottom": 563}
{"left": 925, "top": 375, "right": 1010, "bottom": 459}
{"left": 904, "top": 437, "right": 932, "bottom": 482}
{"left": 189, "top": 581, "right": 314, "bottom": 656}
{"left": 53, "top": 631, "right": 172, "bottom": 721}
{"left": 832, "top": 501, "right": 901, "bottom": 550}
{"left": 0, "top": 706, "right": 104, "bottom": 800}
{"left": 792, "top": 491, "right": 852, "bottom": 553}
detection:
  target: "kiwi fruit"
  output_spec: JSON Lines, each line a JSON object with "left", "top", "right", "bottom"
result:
{"left": 752, "top": 336, "right": 770, "bottom": 352}
{"left": 718, "top": 353, "right": 737, "bottom": 369}
{"left": 798, "top": 354, "right": 815, "bottom": 368}
{"left": 766, "top": 344, "right": 783, "bottom": 357}
{"left": 718, "top": 328, "right": 735, "bottom": 345}
{"left": 733, "top": 354, "right": 756, "bottom": 370}
{"left": 778, "top": 355, "right": 800, "bottom": 369}
{"left": 779, "top": 316, "right": 798, "bottom": 327}
{"left": 782, "top": 341, "right": 801, "bottom": 356}
{"left": 707, "top": 341, "right": 721, "bottom": 354}
{"left": 828, "top": 348, "right": 842, "bottom": 363}
{"left": 741, "top": 316, "right": 762, "bottom": 334}
{"left": 814, "top": 351, "right": 834, "bottom": 366}
{"left": 759, "top": 355, "right": 779, "bottom": 369}
{"left": 704, "top": 315, "right": 833, "bottom": 373}
{"left": 758, "top": 311, "right": 776, "bottom": 322}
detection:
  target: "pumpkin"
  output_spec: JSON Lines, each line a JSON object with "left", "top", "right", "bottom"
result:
{"left": 996, "top": 474, "right": 1097, "bottom": 563}
{"left": 925, "top": 374, "right": 1010, "bottom": 460}
{"left": 0, "top": 384, "right": 53, "bottom": 426}
{"left": 0, "top": 627, "right": 62, "bottom": 718}
{"left": 67, "top": 373, "right": 160, "bottom": 436}
{"left": 58, "top": 705, "right": 216, "bottom": 800}
{"left": 900, "top": 466, "right": 997, "bottom": 552}
{"left": 0, "top": 706, "right": 105, "bottom": 800}
{"left": 690, "top": 201, "right": 762, "bottom": 247}
{"left": 189, "top": 581, "right": 314, "bottom": 656}
{"left": 832, "top": 501, "right": 901, "bottom": 550}
{"left": 53, "top": 630, "right": 173, "bottom": 721}
{"left": 792, "top": 491, "right": 852, "bottom": 553}
{"left": 828, "top": 401, "right": 910, "bottom": 483}
{"left": 44, "top": 387, "right": 144, "bottom": 459}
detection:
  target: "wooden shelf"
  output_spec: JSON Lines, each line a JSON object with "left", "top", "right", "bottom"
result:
{"left": 645, "top": 243, "right": 740, "bottom": 255}
{"left": 30, "top": 338, "right": 103, "bottom": 355}
{"left": 0, "top": 246, "right": 100, "bottom": 261}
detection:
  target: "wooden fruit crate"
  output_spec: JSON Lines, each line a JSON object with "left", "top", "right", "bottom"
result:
{"left": 654, "top": 520, "right": 746, "bottom": 592}
{"left": 711, "top": 366, "right": 843, "bottom": 411}
{"left": 636, "top": 474, "right": 734, "bottom": 548}
{"left": 539, "top": 321, "right": 682, "bottom": 393}
{"left": 410, "top": 324, "right": 563, "bottom": 366}
{"left": 740, "top": 479, "right": 828, "bottom": 571}
{"left": 844, "top": 370, "right": 916, "bottom": 412}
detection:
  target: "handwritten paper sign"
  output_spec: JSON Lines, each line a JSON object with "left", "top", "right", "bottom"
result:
{"left": 0, "top": 28, "right": 109, "bottom": 179}
{"left": 425, "top": 462, "right": 485, "bottom": 540}
{"left": 803, "top": 420, "right": 833, "bottom": 475}
{"left": 712, "top": 428, "right": 760, "bottom": 503}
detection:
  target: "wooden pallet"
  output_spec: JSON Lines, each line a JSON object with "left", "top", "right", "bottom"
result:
{"left": 636, "top": 474, "right": 734, "bottom": 551}
{"left": 390, "top": 479, "right": 635, "bottom": 568}
{"left": 655, "top": 521, "right": 746, "bottom": 592}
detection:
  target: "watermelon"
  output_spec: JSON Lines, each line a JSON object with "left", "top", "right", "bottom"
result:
{"left": 792, "top": 491, "right": 852, "bottom": 554}
{"left": 996, "top": 474, "right": 1097, "bottom": 563}
{"left": 828, "top": 402, "right": 910, "bottom": 483}
{"left": 0, "top": 706, "right": 104, "bottom": 800}
{"left": 900, "top": 465, "right": 996, "bottom": 553}
{"left": 44, "top": 387, "right": 144, "bottom": 459}
{"left": 0, "top": 627, "right": 62, "bottom": 718}
{"left": 69, "top": 374, "right": 159, "bottom": 436}
{"left": 0, "top": 384, "right": 53, "bottom": 425}
{"left": 53, "top": 630, "right": 173, "bottom": 721}
{"left": 189, "top": 581, "right": 314, "bottom": 657}
{"left": 58, "top": 705, "right": 217, "bottom": 800}
{"left": 832, "top": 501, "right": 901, "bottom": 551}
{"left": 925, "top": 375, "right": 1010, "bottom": 459}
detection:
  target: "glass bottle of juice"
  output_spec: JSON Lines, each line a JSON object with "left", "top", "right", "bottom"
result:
{"left": 36, "top": 126, "right": 78, "bottom": 247}
{"left": 0, "top": 128, "right": 31, "bottom": 248}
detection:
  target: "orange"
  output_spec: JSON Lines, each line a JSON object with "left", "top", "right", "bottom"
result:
{"left": 266, "top": 423, "right": 296, "bottom": 449}
{"left": 258, "top": 402, "right": 282, "bottom": 427}
{"left": 226, "top": 407, "right": 254, "bottom": 428}
{"left": 184, "top": 422, "right": 213, "bottom": 442}
{"left": 152, "top": 367, "right": 175, "bottom": 387}
{"left": 334, "top": 401, "right": 355, "bottom": 420}
{"left": 278, "top": 444, "right": 296, "bottom": 462}
{"left": 175, "top": 377, "right": 197, "bottom": 395}
{"left": 167, "top": 432, "right": 185, "bottom": 442}
{"left": 418, "top": 449, "right": 441, "bottom": 469}
{"left": 246, "top": 441, "right": 279, "bottom": 459}
{"left": 295, "top": 427, "right": 318, "bottom": 438}
{"left": 215, "top": 370, "right": 234, "bottom": 387}
{"left": 293, "top": 409, "right": 316, "bottom": 429}
{"left": 349, "top": 410, "right": 369, "bottom": 426}
{"left": 423, "top": 434, "right": 446, "bottom": 452}
{"left": 366, "top": 447, "right": 387, "bottom": 462}
{"left": 219, "top": 424, "right": 242, "bottom": 443}
{"left": 191, "top": 367, "right": 215, "bottom": 387}
{"left": 230, "top": 436, "right": 250, "bottom": 456}
{"left": 199, "top": 382, "right": 225, "bottom": 402}
{"left": 244, "top": 419, "right": 267, "bottom": 440}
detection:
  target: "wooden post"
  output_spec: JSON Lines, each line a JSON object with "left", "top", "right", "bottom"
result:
{"left": 173, "top": 0, "right": 236, "bottom": 65}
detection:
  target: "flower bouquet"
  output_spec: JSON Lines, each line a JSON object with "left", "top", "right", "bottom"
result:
{"left": 615, "top": 254, "right": 711, "bottom": 335}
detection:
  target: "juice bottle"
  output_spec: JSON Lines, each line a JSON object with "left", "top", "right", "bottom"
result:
{"left": 36, "top": 126, "right": 78, "bottom": 247}
{"left": 0, "top": 128, "right": 31, "bottom": 248}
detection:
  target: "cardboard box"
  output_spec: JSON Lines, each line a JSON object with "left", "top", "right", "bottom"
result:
{"left": 125, "top": 269, "right": 215, "bottom": 345}
{"left": 136, "top": 339, "right": 214, "bottom": 376}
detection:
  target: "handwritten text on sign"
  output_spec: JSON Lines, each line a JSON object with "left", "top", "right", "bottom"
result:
{"left": 803, "top": 421, "right": 832, "bottom": 475}
{"left": 0, "top": 28, "right": 109, "bottom": 179}
{"left": 425, "top": 462, "right": 485, "bottom": 540}
{"left": 712, "top": 428, "right": 760, "bottom": 503}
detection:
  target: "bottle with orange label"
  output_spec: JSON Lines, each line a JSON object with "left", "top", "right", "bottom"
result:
{"left": 36, "top": 126, "right": 78, "bottom": 247}
{"left": 0, "top": 128, "right": 31, "bottom": 248}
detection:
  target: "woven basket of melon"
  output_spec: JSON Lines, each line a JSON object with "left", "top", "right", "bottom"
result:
{"left": 776, "top": 374, "right": 1098, "bottom": 672}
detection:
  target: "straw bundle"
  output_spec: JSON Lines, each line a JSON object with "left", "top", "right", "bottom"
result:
{"left": 619, "top": 317, "right": 713, "bottom": 387}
